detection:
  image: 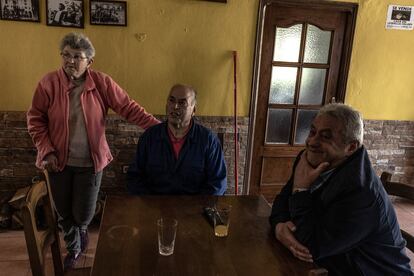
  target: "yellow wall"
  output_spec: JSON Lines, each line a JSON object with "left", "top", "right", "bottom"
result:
{"left": 346, "top": 0, "right": 414, "bottom": 120}
{"left": 0, "top": 0, "right": 258, "bottom": 116}
{"left": 0, "top": 0, "right": 413, "bottom": 120}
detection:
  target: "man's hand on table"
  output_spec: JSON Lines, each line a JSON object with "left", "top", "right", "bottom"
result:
{"left": 275, "top": 221, "right": 313, "bottom": 263}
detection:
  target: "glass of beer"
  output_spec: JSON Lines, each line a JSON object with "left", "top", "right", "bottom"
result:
{"left": 213, "top": 203, "right": 232, "bottom": 237}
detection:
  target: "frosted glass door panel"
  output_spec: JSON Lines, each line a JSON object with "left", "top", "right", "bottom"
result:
{"left": 273, "top": 24, "right": 302, "bottom": 62}
{"left": 295, "top": 109, "right": 318, "bottom": 144}
{"left": 269, "top": 67, "right": 297, "bottom": 104}
{"left": 298, "top": 68, "right": 326, "bottom": 105}
{"left": 303, "top": 25, "right": 331, "bottom": 64}
{"left": 265, "top": 109, "right": 292, "bottom": 144}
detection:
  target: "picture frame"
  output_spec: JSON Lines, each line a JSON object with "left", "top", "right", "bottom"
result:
{"left": 46, "top": 0, "right": 84, "bottom": 28}
{"left": 90, "top": 0, "right": 127, "bottom": 26}
{"left": 0, "top": 0, "right": 40, "bottom": 22}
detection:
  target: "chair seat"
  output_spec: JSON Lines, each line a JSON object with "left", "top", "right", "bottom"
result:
{"left": 308, "top": 268, "right": 328, "bottom": 276}
{"left": 66, "top": 267, "right": 91, "bottom": 276}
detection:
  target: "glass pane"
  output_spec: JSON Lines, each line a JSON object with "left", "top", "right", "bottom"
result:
{"left": 304, "top": 25, "right": 331, "bottom": 64}
{"left": 299, "top": 68, "right": 326, "bottom": 105}
{"left": 273, "top": 24, "right": 302, "bottom": 62}
{"left": 295, "top": 109, "right": 318, "bottom": 144}
{"left": 265, "top": 109, "right": 292, "bottom": 144}
{"left": 269, "top": 67, "right": 297, "bottom": 104}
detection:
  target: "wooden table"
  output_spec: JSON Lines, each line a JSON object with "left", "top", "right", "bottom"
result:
{"left": 91, "top": 195, "right": 317, "bottom": 276}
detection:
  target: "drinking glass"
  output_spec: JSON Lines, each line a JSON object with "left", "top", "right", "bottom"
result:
{"left": 157, "top": 218, "right": 178, "bottom": 256}
{"left": 213, "top": 203, "right": 232, "bottom": 237}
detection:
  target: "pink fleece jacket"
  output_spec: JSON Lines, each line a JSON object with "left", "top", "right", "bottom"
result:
{"left": 27, "top": 68, "right": 160, "bottom": 173}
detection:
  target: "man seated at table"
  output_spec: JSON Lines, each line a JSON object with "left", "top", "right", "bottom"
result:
{"left": 269, "top": 103, "right": 413, "bottom": 275}
{"left": 127, "top": 84, "right": 227, "bottom": 195}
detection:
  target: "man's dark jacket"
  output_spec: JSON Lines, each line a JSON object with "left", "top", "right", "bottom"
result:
{"left": 269, "top": 146, "right": 413, "bottom": 276}
{"left": 127, "top": 121, "right": 227, "bottom": 195}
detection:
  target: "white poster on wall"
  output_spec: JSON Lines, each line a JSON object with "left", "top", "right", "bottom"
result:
{"left": 386, "top": 5, "right": 414, "bottom": 30}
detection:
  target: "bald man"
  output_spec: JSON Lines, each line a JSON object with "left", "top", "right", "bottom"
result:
{"left": 127, "top": 84, "right": 227, "bottom": 195}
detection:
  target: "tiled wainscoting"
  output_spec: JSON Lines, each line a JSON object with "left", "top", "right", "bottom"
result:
{"left": 0, "top": 111, "right": 413, "bottom": 196}
{"left": 0, "top": 112, "right": 249, "bottom": 195}
{"left": 364, "top": 120, "right": 414, "bottom": 184}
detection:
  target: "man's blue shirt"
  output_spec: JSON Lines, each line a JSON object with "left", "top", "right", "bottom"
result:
{"left": 127, "top": 120, "right": 227, "bottom": 195}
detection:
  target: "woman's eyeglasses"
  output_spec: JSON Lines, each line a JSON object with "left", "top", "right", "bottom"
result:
{"left": 60, "top": 52, "right": 88, "bottom": 62}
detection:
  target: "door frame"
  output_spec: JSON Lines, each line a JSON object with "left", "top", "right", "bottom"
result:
{"left": 244, "top": 0, "right": 358, "bottom": 195}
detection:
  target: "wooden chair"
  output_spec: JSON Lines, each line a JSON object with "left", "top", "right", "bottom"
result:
{"left": 22, "top": 179, "right": 64, "bottom": 276}
{"left": 380, "top": 172, "right": 414, "bottom": 252}
{"left": 21, "top": 178, "right": 90, "bottom": 276}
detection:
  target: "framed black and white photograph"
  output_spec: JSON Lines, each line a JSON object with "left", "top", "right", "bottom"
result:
{"left": 90, "top": 1, "right": 127, "bottom": 26}
{"left": 0, "top": 0, "right": 40, "bottom": 22}
{"left": 46, "top": 0, "right": 84, "bottom": 28}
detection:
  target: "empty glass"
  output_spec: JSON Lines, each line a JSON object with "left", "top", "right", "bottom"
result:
{"left": 157, "top": 218, "right": 178, "bottom": 256}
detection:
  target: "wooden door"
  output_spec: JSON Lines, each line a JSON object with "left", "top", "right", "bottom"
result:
{"left": 246, "top": 1, "right": 358, "bottom": 203}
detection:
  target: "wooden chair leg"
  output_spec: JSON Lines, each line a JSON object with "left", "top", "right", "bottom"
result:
{"left": 51, "top": 239, "right": 64, "bottom": 276}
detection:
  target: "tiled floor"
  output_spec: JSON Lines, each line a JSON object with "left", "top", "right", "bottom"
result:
{"left": 0, "top": 200, "right": 412, "bottom": 275}
{"left": 0, "top": 224, "right": 99, "bottom": 275}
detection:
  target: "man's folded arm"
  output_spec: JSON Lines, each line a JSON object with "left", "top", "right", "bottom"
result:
{"left": 269, "top": 152, "right": 304, "bottom": 233}
{"left": 203, "top": 134, "right": 227, "bottom": 195}
{"left": 289, "top": 186, "right": 378, "bottom": 260}
{"left": 126, "top": 135, "right": 150, "bottom": 195}
{"left": 269, "top": 178, "right": 294, "bottom": 234}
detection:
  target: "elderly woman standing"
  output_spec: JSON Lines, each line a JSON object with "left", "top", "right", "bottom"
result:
{"left": 27, "top": 33, "right": 160, "bottom": 271}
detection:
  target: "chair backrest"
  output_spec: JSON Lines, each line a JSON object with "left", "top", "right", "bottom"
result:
{"left": 42, "top": 170, "right": 58, "bottom": 221}
{"left": 380, "top": 172, "right": 414, "bottom": 252}
{"left": 21, "top": 180, "right": 64, "bottom": 276}
{"left": 380, "top": 172, "right": 414, "bottom": 201}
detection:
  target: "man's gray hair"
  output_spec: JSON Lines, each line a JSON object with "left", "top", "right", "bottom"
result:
{"left": 318, "top": 103, "right": 364, "bottom": 145}
{"left": 60, "top": 33, "right": 95, "bottom": 59}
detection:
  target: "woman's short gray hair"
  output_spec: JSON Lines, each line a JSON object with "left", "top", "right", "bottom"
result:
{"left": 318, "top": 103, "right": 364, "bottom": 145}
{"left": 59, "top": 33, "right": 95, "bottom": 59}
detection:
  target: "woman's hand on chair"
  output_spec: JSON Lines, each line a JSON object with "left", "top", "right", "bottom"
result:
{"left": 42, "top": 153, "right": 58, "bottom": 172}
